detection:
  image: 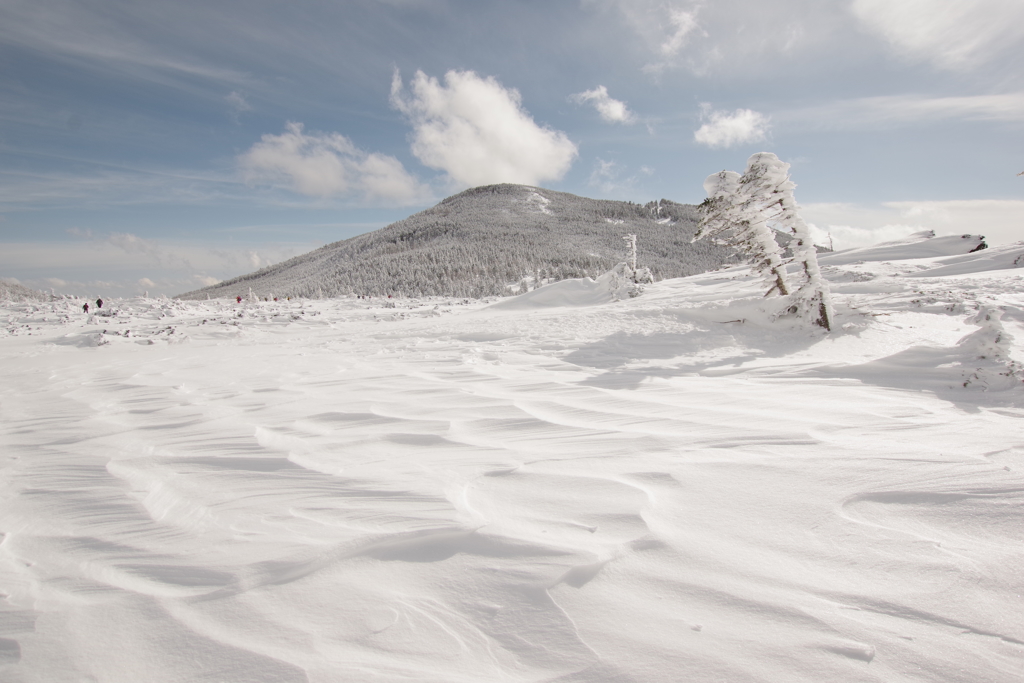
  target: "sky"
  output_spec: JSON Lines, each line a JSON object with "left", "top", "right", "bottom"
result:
{"left": 2, "top": 0, "right": 1023, "bottom": 298}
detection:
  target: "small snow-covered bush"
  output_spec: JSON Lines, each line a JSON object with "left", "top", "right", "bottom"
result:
{"left": 600, "top": 261, "right": 653, "bottom": 300}
{"left": 600, "top": 233, "right": 654, "bottom": 299}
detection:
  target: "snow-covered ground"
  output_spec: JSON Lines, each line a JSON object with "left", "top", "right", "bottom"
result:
{"left": 2, "top": 233, "right": 1023, "bottom": 682}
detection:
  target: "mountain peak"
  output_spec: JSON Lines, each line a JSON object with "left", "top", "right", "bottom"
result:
{"left": 178, "top": 186, "right": 736, "bottom": 300}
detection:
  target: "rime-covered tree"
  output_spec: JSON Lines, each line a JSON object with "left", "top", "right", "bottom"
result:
{"left": 695, "top": 153, "right": 833, "bottom": 331}
{"left": 695, "top": 169, "right": 791, "bottom": 297}
{"left": 741, "top": 153, "right": 833, "bottom": 331}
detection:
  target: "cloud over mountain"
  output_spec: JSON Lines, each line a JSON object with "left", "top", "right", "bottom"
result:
{"left": 391, "top": 69, "right": 577, "bottom": 187}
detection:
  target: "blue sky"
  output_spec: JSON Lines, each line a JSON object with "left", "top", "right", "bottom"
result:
{"left": 2, "top": 0, "right": 1023, "bottom": 297}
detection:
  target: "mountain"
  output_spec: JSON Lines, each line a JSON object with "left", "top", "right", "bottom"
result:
{"left": 177, "top": 184, "right": 738, "bottom": 300}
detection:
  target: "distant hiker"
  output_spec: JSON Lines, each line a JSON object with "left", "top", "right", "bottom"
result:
{"left": 96, "top": 298, "right": 103, "bottom": 308}
{"left": 83, "top": 303, "right": 89, "bottom": 313}
{"left": 237, "top": 295, "right": 242, "bottom": 303}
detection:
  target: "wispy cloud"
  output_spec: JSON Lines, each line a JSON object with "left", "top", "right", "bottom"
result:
{"left": 570, "top": 86, "right": 637, "bottom": 124}
{"left": 693, "top": 106, "right": 770, "bottom": 148}
{"left": 391, "top": 69, "right": 577, "bottom": 187}
{"left": 779, "top": 93, "right": 1024, "bottom": 129}
{"left": 225, "top": 91, "right": 252, "bottom": 122}
{"left": 585, "top": 0, "right": 706, "bottom": 74}
{"left": 658, "top": 6, "right": 702, "bottom": 58}
{"left": 587, "top": 158, "right": 652, "bottom": 196}
{"left": 239, "top": 122, "right": 431, "bottom": 204}
{"left": 850, "top": 0, "right": 1024, "bottom": 70}
{"left": 586, "top": 0, "right": 840, "bottom": 77}
{"left": 0, "top": 1, "right": 251, "bottom": 93}
{"left": 0, "top": 166, "right": 244, "bottom": 210}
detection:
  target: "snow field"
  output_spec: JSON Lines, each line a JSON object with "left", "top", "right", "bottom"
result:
{"left": 1, "top": 234, "right": 1023, "bottom": 682}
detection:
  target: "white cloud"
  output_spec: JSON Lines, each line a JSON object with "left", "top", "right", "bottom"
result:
{"left": 391, "top": 69, "right": 577, "bottom": 187}
{"left": 138, "top": 277, "right": 156, "bottom": 288}
{"left": 693, "top": 106, "right": 770, "bottom": 148}
{"left": 802, "top": 200, "right": 1024, "bottom": 249}
{"left": 850, "top": 0, "right": 1024, "bottom": 70}
{"left": 239, "top": 122, "right": 430, "bottom": 204}
{"left": 570, "top": 86, "right": 637, "bottom": 124}
{"left": 779, "top": 93, "right": 1024, "bottom": 130}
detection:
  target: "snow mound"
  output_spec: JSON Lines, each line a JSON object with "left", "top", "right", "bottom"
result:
{"left": 491, "top": 263, "right": 653, "bottom": 310}
{"left": 815, "top": 305, "right": 1023, "bottom": 392}
{"left": 489, "top": 277, "right": 615, "bottom": 310}
{"left": 820, "top": 230, "right": 987, "bottom": 265}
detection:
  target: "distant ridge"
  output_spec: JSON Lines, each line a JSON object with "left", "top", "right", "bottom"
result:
{"left": 177, "top": 184, "right": 738, "bottom": 300}
{"left": 1, "top": 280, "right": 51, "bottom": 302}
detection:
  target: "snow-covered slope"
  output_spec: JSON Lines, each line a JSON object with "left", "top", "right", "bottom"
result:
{"left": 818, "top": 230, "right": 988, "bottom": 265}
{"left": 2, "top": 236, "right": 1022, "bottom": 682}
{"left": 177, "top": 184, "right": 737, "bottom": 301}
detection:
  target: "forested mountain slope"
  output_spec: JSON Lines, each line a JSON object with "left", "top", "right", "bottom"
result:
{"left": 178, "top": 184, "right": 738, "bottom": 300}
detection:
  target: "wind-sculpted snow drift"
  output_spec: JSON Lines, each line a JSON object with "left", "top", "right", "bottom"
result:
{"left": 177, "top": 184, "right": 737, "bottom": 301}
{"left": 1, "top": 231, "right": 1023, "bottom": 682}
